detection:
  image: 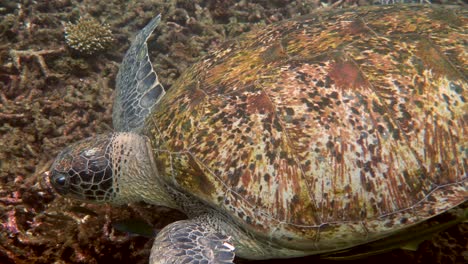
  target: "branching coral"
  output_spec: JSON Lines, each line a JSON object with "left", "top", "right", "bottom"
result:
{"left": 64, "top": 17, "right": 114, "bottom": 56}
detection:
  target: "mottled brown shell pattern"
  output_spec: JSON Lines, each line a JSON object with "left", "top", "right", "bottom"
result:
{"left": 146, "top": 5, "right": 467, "bottom": 251}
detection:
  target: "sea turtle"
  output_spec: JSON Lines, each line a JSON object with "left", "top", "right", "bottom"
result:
{"left": 48, "top": 4, "right": 467, "bottom": 264}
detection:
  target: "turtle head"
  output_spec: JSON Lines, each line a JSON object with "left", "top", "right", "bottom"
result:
{"left": 48, "top": 132, "right": 174, "bottom": 206}
{"left": 49, "top": 134, "right": 117, "bottom": 202}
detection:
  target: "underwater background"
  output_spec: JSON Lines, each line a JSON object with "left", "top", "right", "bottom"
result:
{"left": 0, "top": 0, "right": 466, "bottom": 263}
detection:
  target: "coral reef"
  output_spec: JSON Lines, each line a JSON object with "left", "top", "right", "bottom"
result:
{"left": 0, "top": 0, "right": 466, "bottom": 263}
{"left": 64, "top": 17, "right": 114, "bottom": 56}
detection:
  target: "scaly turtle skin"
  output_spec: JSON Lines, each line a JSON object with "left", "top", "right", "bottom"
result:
{"left": 48, "top": 4, "right": 467, "bottom": 264}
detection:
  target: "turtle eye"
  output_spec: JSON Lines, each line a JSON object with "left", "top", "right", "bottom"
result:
{"left": 54, "top": 175, "right": 67, "bottom": 186}
{"left": 50, "top": 171, "right": 70, "bottom": 195}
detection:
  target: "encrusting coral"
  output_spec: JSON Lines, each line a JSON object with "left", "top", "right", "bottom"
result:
{"left": 64, "top": 17, "right": 114, "bottom": 56}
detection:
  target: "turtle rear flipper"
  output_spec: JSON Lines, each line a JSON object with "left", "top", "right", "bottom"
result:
{"left": 150, "top": 216, "right": 235, "bottom": 264}
{"left": 113, "top": 15, "right": 166, "bottom": 132}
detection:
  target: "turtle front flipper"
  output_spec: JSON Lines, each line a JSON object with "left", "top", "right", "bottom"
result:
{"left": 150, "top": 217, "right": 235, "bottom": 264}
{"left": 113, "top": 14, "right": 166, "bottom": 132}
